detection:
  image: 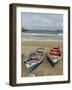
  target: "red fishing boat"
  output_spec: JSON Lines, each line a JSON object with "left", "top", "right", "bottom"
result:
{"left": 48, "top": 47, "right": 62, "bottom": 66}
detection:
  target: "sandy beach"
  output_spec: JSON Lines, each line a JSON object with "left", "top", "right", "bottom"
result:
{"left": 21, "top": 40, "right": 63, "bottom": 77}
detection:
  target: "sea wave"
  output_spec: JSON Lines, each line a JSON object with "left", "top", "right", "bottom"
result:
{"left": 22, "top": 33, "right": 63, "bottom": 36}
{"left": 21, "top": 38, "right": 63, "bottom": 41}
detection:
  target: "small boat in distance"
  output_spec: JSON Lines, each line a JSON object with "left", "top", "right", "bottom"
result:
{"left": 47, "top": 47, "right": 62, "bottom": 67}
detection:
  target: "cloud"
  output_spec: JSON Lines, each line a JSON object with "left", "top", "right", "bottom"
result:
{"left": 21, "top": 12, "right": 63, "bottom": 30}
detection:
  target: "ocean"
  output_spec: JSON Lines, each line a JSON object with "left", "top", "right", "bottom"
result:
{"left": 22, "top": 30, "right": 63, "bottom": 34}
{"left": 21, "top": 30, "right": 63, "bottom": 41}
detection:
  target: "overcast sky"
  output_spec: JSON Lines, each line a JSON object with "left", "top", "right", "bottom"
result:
{"left": 21, "top": 12, "right": 63, "bottom": 30}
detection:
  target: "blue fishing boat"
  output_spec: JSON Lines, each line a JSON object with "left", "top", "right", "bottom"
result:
{"left": 24, "top": 50, "right": 44, "bottom": 72}
{"left": 25, "top": 59, "right": 43, "bottom": 72}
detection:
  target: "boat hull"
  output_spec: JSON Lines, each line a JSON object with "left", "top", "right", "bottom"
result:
{"left": 25, "top": 60, "right": 43, "bottom": 72}
{"left": 47, "top": 55, "right": 62, "bottom": 67}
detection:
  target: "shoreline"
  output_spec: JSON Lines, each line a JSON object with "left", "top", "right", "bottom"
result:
{"left": 21, "top": 38, "right": 63, "bottom": 41}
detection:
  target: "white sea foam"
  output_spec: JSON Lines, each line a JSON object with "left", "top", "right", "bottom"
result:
{"left": 21, "top": 38, "right": 63, "bottom": 42}
{"left": 21, "top": 33, "right": 63, "bottom": 41}
{"left": 22, "top": 33, "right": 63, "bottom": 36}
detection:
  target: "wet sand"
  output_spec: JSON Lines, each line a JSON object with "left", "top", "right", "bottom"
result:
{"left": 21, "top": 40, "right": 63, "bottom": 77}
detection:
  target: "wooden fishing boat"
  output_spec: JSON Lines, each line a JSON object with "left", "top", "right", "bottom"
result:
{"left": 24, "top": 51, "right": 44, "bottom": 72}
{"left": 47, "top": 47, "right": 62, "bottom": 66}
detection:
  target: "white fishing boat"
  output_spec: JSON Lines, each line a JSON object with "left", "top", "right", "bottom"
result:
{"left": 24, "top": 51, "right": 44, "bottom": 72}
{"left": 25, "top": 59, "right": 43, "bottom": 72}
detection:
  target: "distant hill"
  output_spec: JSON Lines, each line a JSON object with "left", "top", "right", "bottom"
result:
{"left": 22, "top": 28, "right": 63, "bottom": 34}
{"left": 22, "top": 28, "right": 29, "bottom": 32}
